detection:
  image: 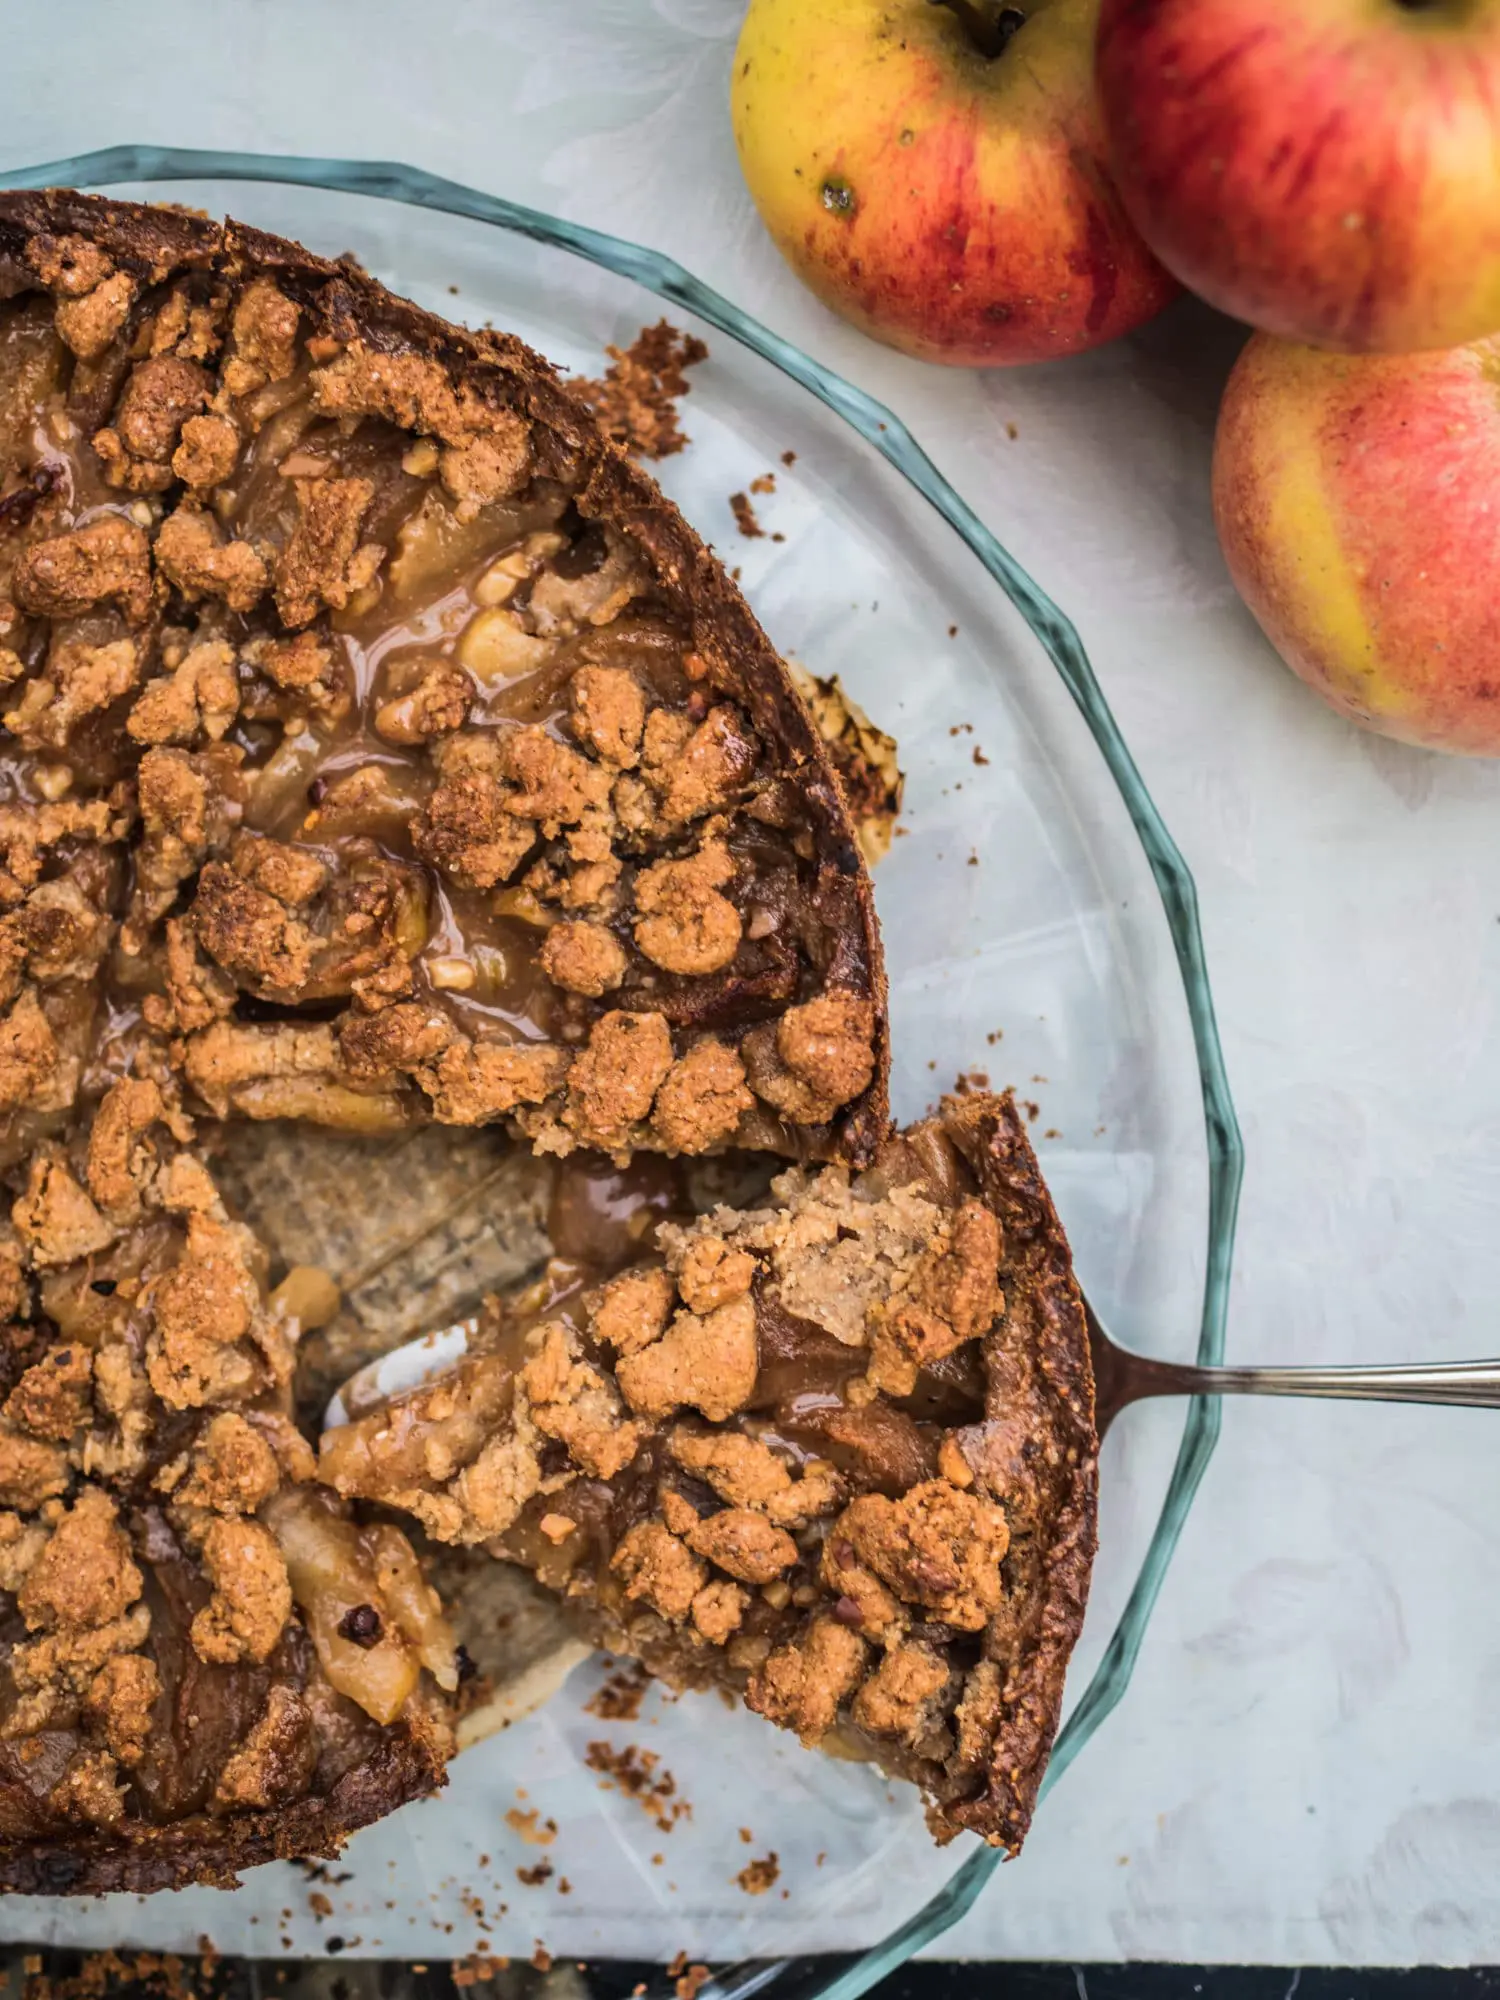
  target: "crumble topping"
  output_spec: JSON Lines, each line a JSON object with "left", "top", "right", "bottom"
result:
{"left": 614, "top": 1292, "right": 759, "bottom": 1422}
{"left": 18, "top": 1485, "right": 140, "bottom": 1633}
{"left": 212, "top": 1685, "right": 316, "bottom": 1810}
{"left": 190, "top": 1514, "right": 293, "bottom": 1665}
{"left": 274, "top": 474, "right": 382, "bottom": 628}
{"left": 539, "top": 919, "right": 626, "bottom": 998}
{"left": 691, "top": 1577, "right": 748, "bottom": 1644}
{"left": 82, "top": 1651, "right": 161, "bottom": 1768}
{"left": 64, "top": 279, "right": 139, "bottom": 369}
{"left": 742, "top": 993, "right": 879, "bottom": 1128}
{"left": 173, "top": 412, "right": 240, "bottom": 490}
{"left": 154, "top": 502, "right": 269, "bottom": 613}
{"left": 23, "top": 232, "right": 116, "bottom": 298}
{"left": 522, "top": 1320, "right": 641, "bottom": 1480}
{"left": 633, "top": 841, "right": 742, "bottom": 976}
{"left": 318, "top": 1092, "right": 1092, "bottom": 1850}
{"left": 590, "top": 1265, "right": 675, "bottom": 1356}
{"left": 650, "top": 1039, "right": 754, "bottom": 1156}
{"left": 4, "top": 1343, "right": 93, "bottom": 1441}
{"left": 0, "top": 991, "right": 76, "bottom": 1122}
{"left": 14, "top": 1154, "right": 115, "bottom": 1267}
{"left": 48, "top": 1747, "right": 128, "bottom": 1827}
{"left": 747, "top": 1617, "right": 867, "bottom": 1746}
{"left": 828, "top": 1481, "right": 1010, "bottom": 1632}
{"left": 675, "top": 1235, "right": 755, "bottom": 1313}
{"left": 7, "top": 636, "right": 142, "bottom": 751}
{"left": 175, "top": 1410, "right": 281, "bottom": 1514}
{"left": 94, "top": 355, "right": 212, "bottom": 492}
{"left": 571, "top": 321, "right": 708, "bottom": 462}
{"left": 569, "top": 663, "right": 646, "bottom": 767}
{"left": 227, "top": 277, "right": 301, "bottom": 392}
{"left": 562, "top": 1011, "right": 676, "bottom": 1156}
{"left": 866, "top": 1198, "right": 1002, "bottom": 1398}
{"left": 665, "top": 1498, "right": 797, "bottom": 1584}
{"left": 127, "top": 635, "right": 239, "bottom": 747}
{"left": 13, "top": 517, "right": 154, "bottom": 623}
{"left": 657, "top": 1162, "right": 992, "bottom": 1393}
{"left": 666, "top": 1427, "right": 844, "bottom": 1530}
{"left": 849, "top": 1640, "right": 950, "bottom": 1744}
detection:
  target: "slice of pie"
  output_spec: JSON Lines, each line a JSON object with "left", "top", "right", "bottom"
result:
{"left": 0, "top": 188, "right": 888, "bottom": 1169}
{"left": 321, "top": 1090, "right": 1097, "bottom": 1853}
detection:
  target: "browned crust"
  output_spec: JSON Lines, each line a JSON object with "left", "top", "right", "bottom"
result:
{"left": 0, "top": 188, "right": 890, "bottom": 1167}
{"left": 0, "top": 1709, "right": 447, "bottom": 1896}
{"left": 940, "top": 1089, "right": 1098, "bottom": 1851}
{"left": 0, "top": 194, "right": 216, "bottom": 299}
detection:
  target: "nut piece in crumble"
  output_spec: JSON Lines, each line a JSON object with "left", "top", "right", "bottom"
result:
{"left": 320, "top": 1089, "right": 1097, "bottom": 1855}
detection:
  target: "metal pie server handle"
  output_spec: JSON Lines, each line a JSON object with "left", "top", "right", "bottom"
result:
{"left": 322, "top": 1302, "right": 1500, "bottom": 1443}
{"left": 323, "top": 1316, "right": 478, "bottom": 1430}
{"left": 1086, "top": 1296, "right": 1500, "bottom": 1435}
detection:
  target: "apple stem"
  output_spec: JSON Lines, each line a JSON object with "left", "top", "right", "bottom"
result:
{"left": 927, "top": 0, "right": 1027, "bottom": 58}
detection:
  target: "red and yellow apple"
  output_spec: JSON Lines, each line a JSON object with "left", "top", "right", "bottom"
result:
{"left": 731, "top": 0, "right": 1176, "bottom": 367}
{"left": 1097, "top": 0, "right": 1500, "bottom": 355}
{"left": 1214, "top": 332, "right": 1500, "bottom": 754}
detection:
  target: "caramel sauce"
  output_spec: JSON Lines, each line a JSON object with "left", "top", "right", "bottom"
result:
{"left": 547, "top": 1151, "right": 688, "bottom": 1268}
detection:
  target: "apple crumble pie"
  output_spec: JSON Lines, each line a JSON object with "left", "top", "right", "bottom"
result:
{"left": 0, "top": 189, "right": 1094, "bottom": 1887}
{"left": 0, "top": 188, "right": 887, "bottom": 1172}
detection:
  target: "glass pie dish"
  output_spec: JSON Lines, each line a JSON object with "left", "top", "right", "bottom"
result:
{"left": 0, "top": 148, "right": 1243, "bottom": 1998}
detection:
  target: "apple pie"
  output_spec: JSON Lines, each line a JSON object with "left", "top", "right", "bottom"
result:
{"left": 0, "top": 189, "right": 1094, "bottom": 1888}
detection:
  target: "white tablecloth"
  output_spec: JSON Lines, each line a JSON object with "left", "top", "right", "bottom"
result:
{"left": 5, "top": 0, "right": 1500, "bottom": 1965}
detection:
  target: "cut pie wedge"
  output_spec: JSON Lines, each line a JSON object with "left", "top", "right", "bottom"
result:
{"left": 320, "top": 1090, "right": 1098, "bottom": 1852}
